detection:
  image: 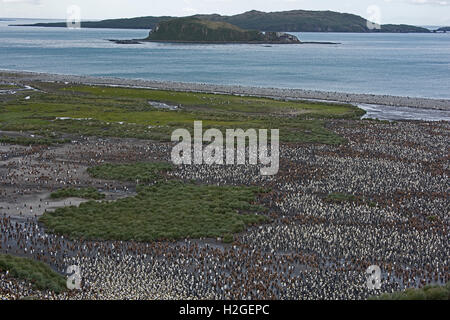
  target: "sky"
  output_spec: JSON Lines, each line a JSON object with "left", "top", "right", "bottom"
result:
{"left": 1, "top": 0, "right": 449, "bottom": 26}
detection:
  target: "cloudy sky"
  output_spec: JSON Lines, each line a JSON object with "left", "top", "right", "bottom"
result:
{"left": 1, "top": 0, "right": 449, "bottom": 26}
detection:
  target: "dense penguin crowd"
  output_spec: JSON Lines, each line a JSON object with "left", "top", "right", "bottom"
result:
{"left": 0, "top": 120, "right": 449, "bottom": 300}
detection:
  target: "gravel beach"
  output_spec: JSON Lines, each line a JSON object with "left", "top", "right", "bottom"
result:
{"left": 1, "top": 70, "right": 449, "bottom": 111}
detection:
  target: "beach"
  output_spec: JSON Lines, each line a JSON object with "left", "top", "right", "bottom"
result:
{"left": 1, "top": 70, "right": 449, "bottom": 111}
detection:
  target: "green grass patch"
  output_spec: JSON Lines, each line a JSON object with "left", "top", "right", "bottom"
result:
{"left": 324, "top": 192, "right": 377, "bottom": 207}
{"left": 0, "top": 253, "right": 67, "bottom": 293}
{"left": 324, "top": 192, "right": 357, "bottom": 203}
{"left": 50, "top": 187, "right": 105, "bottom": 200}
{"left": 0, "top": 84, "right": 20, "bottom": 90}
{"left": 0, "top": 82, "right": 365, "bottom": 145}
{"left": 0, "top": 135, "right": 70, "bottom": 146}
{"left": 63, "top": 85, "right": 363, "bottom": 119}
{"left": 87, "top": 162, "right": 173, "bottom": 183}
{"left": 369, "top": 282, "right": 450, "bottom": 300}
{"left": 39, "top": 181, "right": 268, "bottom": 242}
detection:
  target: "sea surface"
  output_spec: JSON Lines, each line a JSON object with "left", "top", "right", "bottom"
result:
{"left": 1, "top": 19, "right": 450, "bottom": 100}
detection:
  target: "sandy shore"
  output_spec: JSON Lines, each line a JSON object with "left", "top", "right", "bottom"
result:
{"left": 1, "top": 69, "right": 449, "bottom": 111}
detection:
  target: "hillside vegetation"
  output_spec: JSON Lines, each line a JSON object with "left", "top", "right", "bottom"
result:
{"left": 14, "top": 10, "right": 430, "bottom": 33}
{"left": 146, "top": 17, "right": 299, "bottom": 43}
{"left": 0, "top": 81, "right": 364, "bottom": 145}
{"left": 436, "top": 26, "right": 449, "bottom": 32}
{"left": 40, "top": 181, "right": 267, "bottom": 242}
{"left": 0, "top": 254, "right": 67, "bottom": 293}
{"left": 147, "top": 17, "right": 265, "bottom": 42}
{"left": 370, "top": 282, "right": 450, "bottom": 300}
{"left": 198, "top": 10, "right": 429, "bottom": 33}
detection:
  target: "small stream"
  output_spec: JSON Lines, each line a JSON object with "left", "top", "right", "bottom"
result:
{"left": 359, "top": 103, "right": 450, "bottom": 122}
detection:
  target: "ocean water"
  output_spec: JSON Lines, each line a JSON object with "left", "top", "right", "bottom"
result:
{"left": 1, "top": 19, "right": 450, "bottom": 100}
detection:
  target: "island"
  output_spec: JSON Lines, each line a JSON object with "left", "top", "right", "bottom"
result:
{"left": 12, "top": 9, "right": 431, "bottom": 33}
{"left": 144, "top": 18, "right": 301, "bottom": 44}
{"left": 108, "top": 39, "right": 142, "bottom": 44}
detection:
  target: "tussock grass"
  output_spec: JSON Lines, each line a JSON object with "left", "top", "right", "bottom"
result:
{"left": 0, "top": 84, "right": 20, "bottom": 90}
{"left": 0, "top": 82, "right": 365, "bottom": 145}
{"left": 0, "top": 253, "right": 66, "bottom": 293}
{"left": 324, "top": 192, "right": 377, "bottom": 207}
{"left": 40, "top": 181, "right": 268, "bottom": 242}
{"left": 370, "top": 282, "right": 450, "bottom": 300}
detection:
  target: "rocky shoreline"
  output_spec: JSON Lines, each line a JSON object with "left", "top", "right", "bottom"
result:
{"left": 1, "top": 69, "right": 449, "bottom": 111}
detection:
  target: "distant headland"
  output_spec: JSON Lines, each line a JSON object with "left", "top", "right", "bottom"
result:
{"left": 11, "top": 9, "right": 431, "bottom": 33}
{"left": 434, "top": 27, "right": 449, "bottom": 33}
{"left": 142, "top": 18, "right": 301, "bottom": 44}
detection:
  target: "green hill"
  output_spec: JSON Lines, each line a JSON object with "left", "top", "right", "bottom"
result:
{"left": 146, "top": 18, "right": 300, "bottom": 43}
{"left": 196, "top": 10, "right": 372, "bottom": 32}
{"left": 380, "top": 24, "right": 432, "bottom": 33}
{"left": 436, "top": 26, "right": 450, "bottom": 32}
{"left": 13, "top": 10, "right": 430, "bottom": 33}
{"left": 15, "top": 16, "right": 170, "bottom": 29}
